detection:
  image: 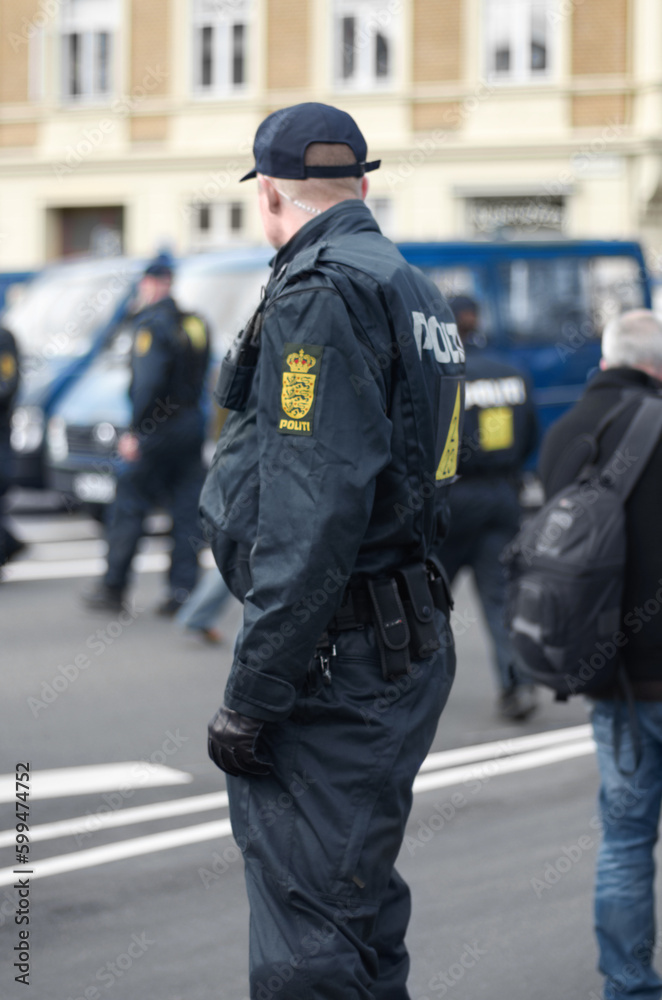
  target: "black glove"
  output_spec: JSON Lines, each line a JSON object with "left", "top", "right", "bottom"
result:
{"left": 207, "top": 707, "right": 272, "bottom": 777}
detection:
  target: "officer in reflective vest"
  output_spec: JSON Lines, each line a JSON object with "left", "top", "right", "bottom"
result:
{"left": 437, "top": 295, "right": 538, "bottom": 721}
{"left": 202, "top": 103, "right": 464, "bottom": 999}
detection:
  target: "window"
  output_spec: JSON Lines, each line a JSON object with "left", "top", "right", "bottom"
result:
{"left": 496, "top": 256, "right": 646, "bottom": 342}
{"left": 467, "top": 195, "right": 565, "bottom": 238}
{"left": 61, "top": 0, "right": 119, "bottom": 101}
{"left": 485, "top": 0, "right": 553, "bottom": 83}
{"left": 333, "top": 0, "right": 396, "bottom": 89}
{"left": 193, "top": 0, "right": 249, "bottom": 95}
{"left": 190, "top": 202, "right": 246, "bottom": 250}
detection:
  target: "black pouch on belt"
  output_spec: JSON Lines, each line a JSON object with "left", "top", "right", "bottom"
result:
{"left": 397, "top": 564, "right": 441, "bottom": 658}
{"left": 367, "top": 578, "right": 411, "bottom": 680}
{"left": 425, "top": 555, "right": 454, "bottom": 620}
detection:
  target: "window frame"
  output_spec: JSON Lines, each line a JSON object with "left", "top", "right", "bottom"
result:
{"left": 60, "top": 0, "right": 119, "bottom": 104}
{"left": 332, "top": 0, "right": 397, "bottom": 92}
{"left": 483, "top": 0, "right": 555, "bottom": 87}
{"left": 191, "top": 0, "right": 250, "bottom": 99}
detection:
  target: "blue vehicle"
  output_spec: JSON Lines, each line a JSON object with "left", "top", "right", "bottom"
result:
{"left": 45, "top": 248, "right": 272, "bottom": 507}
{"left": 44, "top": 239, "right": 651, "bottom": 509}
{"left": 400, "top": 239, "right": 651, "bottom": 445}
{"left": 0, "top": 271, "right": 36, "bottom": 312}
{"left": 3, "top": 256, "right": 145, "bottom": 487}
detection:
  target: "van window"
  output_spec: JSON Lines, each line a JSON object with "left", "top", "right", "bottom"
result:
{"left": 421, "top": 265, "right": 496, "bottom": 343}
{"left": 497, "top": 255, "right": 645, "bottom": 343}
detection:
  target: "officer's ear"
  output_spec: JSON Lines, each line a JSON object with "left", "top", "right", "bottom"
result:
{"left": 257, "top": 175, "right": 281, "bottom": 215}
{"left": 361, "top": 176, "right": 369, "bottom": 200}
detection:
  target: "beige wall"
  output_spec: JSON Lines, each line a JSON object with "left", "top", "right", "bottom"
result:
{"left": 413, "top": 0, "right": 464, "bottom": 83}
{"left": 129, "top": 0, "right": 171, "bottom": 95}
{"left": 0, "top": 0, "right": 39, "bottom": 106}
{"left": 266, "top": 0, "right": 311, "bottom": 90}
{"left": 571, "top": 0, "right": 630, "bottom": 76}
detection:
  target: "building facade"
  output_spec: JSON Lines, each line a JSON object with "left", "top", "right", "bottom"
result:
{"left": 0, "top": 0, "right": 661, "bottom": 268}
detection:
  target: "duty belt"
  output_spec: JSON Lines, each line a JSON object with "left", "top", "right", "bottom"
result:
{"left": 320, "top": 559, "right": 453, "bottom": 681}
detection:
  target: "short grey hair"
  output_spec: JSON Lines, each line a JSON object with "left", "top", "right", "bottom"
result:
{"left": 601, "top": 309, "right": 662, "bottom": 372}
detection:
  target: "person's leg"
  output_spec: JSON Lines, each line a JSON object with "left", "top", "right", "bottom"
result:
{"left": 175, "top": 567, "right": 231, "bottom": 631}
{"left": 227, "top": 612, "right": 456, "bottom": 1000}
{"left": 103, "top": 461, "right": 155, "bottom": 592}
{"left": 167, "top": 449, "right": 204, "bottom": 600}
{"left": 471, "top": 522, "right": 518, "bottom": 694}
{"left": 591, "top": 700, "right": 662, "bottom": 1000}
{"left": 368, "top": 869, "right": 411, "bottom": 1000}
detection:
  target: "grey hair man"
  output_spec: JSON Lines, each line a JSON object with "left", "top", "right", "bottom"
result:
{"left": 539, "top": 308, "right": 662, "bottom": 1000}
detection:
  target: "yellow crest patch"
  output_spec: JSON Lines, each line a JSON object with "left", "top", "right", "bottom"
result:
{"left": 134, "top": 329, "right": 152, "bottom": 356}
{"left": 278, "top": 343, "right": 324, "bottom": 436}
{"left": 0, "top": 353, "right": 16, "bottom": 380}
{"left": 182, "top": 315, "right": 207, "bottom": 350}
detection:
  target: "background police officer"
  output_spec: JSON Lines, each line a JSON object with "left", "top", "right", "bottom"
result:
{"left": 202, "top": 103, "right": 464, "bottom": 1000}
{"left": 437, "top": 296, "right": 538, "bottom": 721}
{"left": 84, "top": 256, "right": 210, "bottom": 613}
{"left": 0, "top": 325, "right": 24, "bottom": 569}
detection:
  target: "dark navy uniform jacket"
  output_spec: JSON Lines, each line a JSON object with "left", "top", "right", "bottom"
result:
{"left": 0, "top": 327, "right": 19, "bottom": 438}
{"left": 130, "top": 296, "right": 210, "bottom": 445}
{"left": 201, "top": 200, "right": 464, "bottom": 721}
{"left": 457, "top": 346, "right": 537, "bottom": 478}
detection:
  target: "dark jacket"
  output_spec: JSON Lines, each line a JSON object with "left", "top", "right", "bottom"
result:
{"left": 200, "top": 199, "right": 465, "bottom": 721}
{"left": 0, "top": 327, "right": 19, "bottom": 437}
{"left": 129, "top": 296, "right": 209, "bottom": 439}
{"left": 538, "top": 366, "right": 662, "bottom": 694}
{"left": 458, "top": 348, "right": 537, "bottom": 478}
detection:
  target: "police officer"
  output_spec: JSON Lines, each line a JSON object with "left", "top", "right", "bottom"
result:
{"left": 0, "top": 326, "right": 23, "bottom": 568}
{"left": 202, "top": 103, "right": 464, "bottom": 999}
{"left": 437, "top": 296, "right": 538, "bottom": 720}
{"left": 84, "top": 256, "right": 210, "bottom": 612}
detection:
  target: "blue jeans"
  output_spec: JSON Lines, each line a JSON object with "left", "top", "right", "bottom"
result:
{"left": 175, "top": 566, "right": 230, "bottom": 631}
{"left": 592, "top": 700, "right": 662, "bottom": 1000}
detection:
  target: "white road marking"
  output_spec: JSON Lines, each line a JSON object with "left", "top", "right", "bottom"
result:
{"left": 419, "top": 724, "right": 592, "bottom": 772}
{"left": 3, "top": 541, "right": 215, "bottom": 582}
{"left": 0, "top": 820, "right": 233, "bottom": 885}
{"left": 0, "top": 762, "right": 192, "bottom": 804}
{"left": 3, "top": 552, "right": 168, "bottom": 582}
{"left": 0, "top": 733, "right": 596, "bottom": 886}
{"left": 0, "top": 791, "right": 229, "bottom": 848}
{"left": 413, "top": 738, "right": 596, "bottom": 794}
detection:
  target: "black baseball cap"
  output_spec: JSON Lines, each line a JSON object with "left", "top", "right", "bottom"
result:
{"left": 240, "top": 102, "right": 381, "bottom": 182}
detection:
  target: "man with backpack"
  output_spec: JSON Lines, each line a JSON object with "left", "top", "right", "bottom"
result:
{"left": 537, "top": 309, "right": 662, "bottom": 1000}
{"left": 83, "top": 255, "right": 210, "bottom": 614}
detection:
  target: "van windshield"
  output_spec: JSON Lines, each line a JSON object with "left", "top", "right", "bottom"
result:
{"left": 497, "top": 255, "right": 645, "bottom": 342}
{"left": 4, "top": 261, "right": 138, "bottom": 360}
{"left": 174, "top": 265, "right": 269, "bottom": 356}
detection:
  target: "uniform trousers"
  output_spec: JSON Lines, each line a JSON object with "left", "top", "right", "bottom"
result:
{"left": 227, "top": 610, "right": 455, "bottom": 1000}
{"left": 438, "top": 477, "right": 521, "bottom": 693}
{"left": 104, "top": 422, "right": 204, "bottom": 596}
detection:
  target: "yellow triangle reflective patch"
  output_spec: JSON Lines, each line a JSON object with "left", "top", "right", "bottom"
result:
{"left": 436, "top": 383, "right": 462, "bottom": 481}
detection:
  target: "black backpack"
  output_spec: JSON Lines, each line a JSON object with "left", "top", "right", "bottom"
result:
{"left": 503, "top": 394, "right": 662, "bottom": 700}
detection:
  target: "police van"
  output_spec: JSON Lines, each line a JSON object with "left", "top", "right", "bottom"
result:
{"left": 43, "top": 239, "right": 651, "bottom": 510}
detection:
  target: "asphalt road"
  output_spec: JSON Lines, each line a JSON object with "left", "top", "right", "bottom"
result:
{"left": 0, "top": 505, "right": 642, "bottom": 1000}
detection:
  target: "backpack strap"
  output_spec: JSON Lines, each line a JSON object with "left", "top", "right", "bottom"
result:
{"left": 602, "top": 395, "right": 662, "bottom": 501}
